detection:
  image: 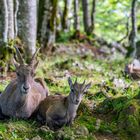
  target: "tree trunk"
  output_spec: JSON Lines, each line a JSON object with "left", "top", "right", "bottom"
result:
{"left": 37, "top": 0, "right": 46, "bottom": 45}
{"left": 74, "top": 0, "right": 80, "bottom": 31}
{"left": 47, "top": 0, "right": 58, "bottom": 46}
{"left": 38, "top": 0, "right": 58, "bottom": 47}
{"left": 130, "top": 0, "right": 137, "bottom": 58}
{"left": 0, "top": 0, "right": 15, "bottom": 43}
{"left": 19, "top": 0, "right": 37, "bottom": 57}
{"left": 3, "top": 0, "right": 9, "bottom": 43}
{"left": 62, "top": 0, "right": 72, "bottom": 31}
{"left": 14, "top": 0, "right": 19, "bottom": 37}
{"left": 91, "top": 0, "right": 96, "bottom": 32}
{"left": 82, "top": 0, "right": 92, "bottom": 35}
{"left": 7, "top": 0, "right": 14, "bottom": 40}
{"left": 0, "top": 1, "right": 4, "bottom": 43}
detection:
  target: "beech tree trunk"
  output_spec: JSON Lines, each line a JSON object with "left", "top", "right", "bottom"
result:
{"left": 38, "top": 0, "right": 58, "bottom": 47}
{"left": 3, "top": 0, "right": 8, "bottom": 43}
{"left": 14, "top": 0, "right": 19, "bottom": 37}
{"left": 0, "top": 1, "right": 4, "bottom": 42}
{"left": 74, "top": 0, "right": 80, "bottom": 31}
{"left": 130, "top": 0, "right": 137, "bottom": 58}
{"left": 82, "top": 0, "right": 92, "bottom": 35}
{"left": 19, "top": 0, "right": 37, "bottom": 57}
{"left": 47, "top": 0, "right": 58, "bottom": 46}
{"left": 62, "top": 0, "right": 72, "bottom": 31}
{"left": 0, "top": 0, "right": 15, "bottom": 43}
{"left": 91, "top": 0, "right": 96, "bottom": 32}
{"left": 7, "top": 0, "right": 14, "bottom": 40}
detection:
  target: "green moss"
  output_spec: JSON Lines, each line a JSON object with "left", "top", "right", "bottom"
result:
{"left": 117, "top": 99, "right": 140, "bottom": 138}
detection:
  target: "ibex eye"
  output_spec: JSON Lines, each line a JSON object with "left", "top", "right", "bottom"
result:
{"left": 71, "top": 89, "right": 74, "bottom": 93}
{"left": 16, "top": 72, "right": 20, "bottom": 76}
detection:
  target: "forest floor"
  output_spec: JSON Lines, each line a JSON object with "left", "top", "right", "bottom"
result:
{"left": 0, "top": 42, "right": 140, "bottom": 140}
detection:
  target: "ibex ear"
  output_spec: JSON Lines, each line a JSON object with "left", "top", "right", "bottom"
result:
{"left": 84, "top": 82, "right": 91, "bottom": 93}
{"left": 68, "top": 77, "right": 73, "bottom": 89}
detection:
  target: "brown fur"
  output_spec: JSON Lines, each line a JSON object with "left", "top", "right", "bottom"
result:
{"left": 0, "top": 47, "right": 48, "bottom": 119}
{"left": 37, "top": 78, "right": 91, "bottom": 130}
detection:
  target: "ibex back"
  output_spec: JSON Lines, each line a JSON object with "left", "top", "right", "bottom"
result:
{"left": 37, "top": 77, "right": 91, "bottom": 130}
{"left": 0, "top": 46, "right": 48, "bottom": 119}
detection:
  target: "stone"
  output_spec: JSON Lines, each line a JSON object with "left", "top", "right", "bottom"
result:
{"left": 31, "top": 135, "right": 42, "bottom": 140}
{"left": 75, "top": 125, "right": 89, "bottom": 136}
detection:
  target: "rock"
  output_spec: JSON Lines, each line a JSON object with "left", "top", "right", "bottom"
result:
{"left": 113, "top": 78, "right": 127, "bottom": 89}
{"left": 54, "top": 130, "right": 65, "bottom": 140}
{"left": 125, "top": 59, "right": 140, "bottom": 80}
{"left": 55, "top": 129, "right": 75, "bottom": 140}
{"left": 31, "top": 135, "right": 42, "bottom": 140}
{"left": 132, "top": 59, "right": 140, "bottom": 67}
{"left": 75, "top": 125, "right": 89, "bottom": 136}
{"left": 117, "top": 99, "right": 140, "bottom": 139}
{"left": 95, "top": 119, "right": 101, "bottom": 130}
{"left": 38, "top": 125, "right": 54, "bottom": 134}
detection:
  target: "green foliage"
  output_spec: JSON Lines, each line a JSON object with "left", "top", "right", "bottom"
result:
{"left": 56, "top": 31, "right": 74, "bottom": 43}
{"left": 95, "top": 0, "right": 131, "bottom": 42}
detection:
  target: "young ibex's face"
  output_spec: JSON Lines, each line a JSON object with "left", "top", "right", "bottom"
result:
{"left": 68, "top": 78, "right": 91, "bottom": 105}
{"left": 14, "top": 46, "right": 39, "bottom": 94}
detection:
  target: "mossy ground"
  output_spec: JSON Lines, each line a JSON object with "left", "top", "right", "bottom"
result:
{"left": 0, "top": 43, "right": 140, "bottom": 140}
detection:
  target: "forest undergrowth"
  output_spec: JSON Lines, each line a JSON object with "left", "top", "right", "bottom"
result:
{"left": 0, "top": 43, "right": 140, "bottom": 140}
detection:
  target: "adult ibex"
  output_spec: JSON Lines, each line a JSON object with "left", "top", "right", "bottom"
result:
{"left": 37, "top": 77, "right": 91, "bottom": 130}
{"left": 0, "top": 46, "right": 48, "bottom": 119}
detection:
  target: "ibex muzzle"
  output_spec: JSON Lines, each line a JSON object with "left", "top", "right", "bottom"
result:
{"left": 20, "top": 72, "right": 31, "bottom": 94}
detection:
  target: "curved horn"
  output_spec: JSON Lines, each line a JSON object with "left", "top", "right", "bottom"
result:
{"left": 29, "top": 48, "right": 40, "bottom": 66}
{"left": 82, "top": 80, "right": 85, "bottom": 86}
{"left": 14, "top": 46, "right": 24, "bottom": 64}
{"left": 74, "top": 78, "right": 77, "bottom": 85}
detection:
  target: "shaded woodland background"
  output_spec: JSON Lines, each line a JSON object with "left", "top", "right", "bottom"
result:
{"left": 1, "top": 0, "right": 140, "bottom": 140}
{"left": 0, "top": 0, "right": 139, "bottom": 59}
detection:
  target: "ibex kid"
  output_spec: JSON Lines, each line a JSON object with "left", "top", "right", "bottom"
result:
{"left": 37, "top": 77, "right": 91, "bottom": 130}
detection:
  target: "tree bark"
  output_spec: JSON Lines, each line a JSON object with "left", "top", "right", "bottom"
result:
{"left": 130, "top": 0, "right": 137, "bottom": 58}
{"left": 82, "top": 0, "right": 92, "bottom": 35}
{"left": 91, "top": 0, "right": 96, "bottom": 32}
{"left": 7, "top": 0, "right": 14, "bottom": 40}
{"left": 38, "top": 0, "right": 51, "bottom": 47}
{"left": 62, "top": 0, "right": 72, "bottom": 31}
{"left": 38, "top": 0, "right": 58, "bottom": 47}
{"left": 47, "top": 0, "right": 58, "bottom": 46}
{"left": 74, "top": 0, "right": 80, "bottom": 31}
{"left": 19, "top": 0, "right": 37, "bottom": 57}
{"left": 0, "top": 1, "right": 3, "bottom": 43}
{"left": 3, "top": 0, "right": 9, "bottom": 43}
{"left": 14, "top": 0, "right": 19, "bottom": 37}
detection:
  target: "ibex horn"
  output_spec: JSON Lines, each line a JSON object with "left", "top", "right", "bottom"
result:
{"left": 14, "top": 46, "right": 24, "bottom": 64}
{"left": 74, "top": 78, "right": 77, "bottom": 85}
{"left": 82, "top": 80, "right": 85, "bottom": 86}
{"left": 30, "top": 48, "right": 40, "bottom": 66}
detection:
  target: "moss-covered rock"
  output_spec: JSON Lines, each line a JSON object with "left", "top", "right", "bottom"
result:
{"left": 117, "top": 99, "right": 140, "bottom": 139}
{"left": 74, "top": 125, "right": 89, "bottom": 136}
{"left": 95, "top": 96, "right": 128, "bottom": 115}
